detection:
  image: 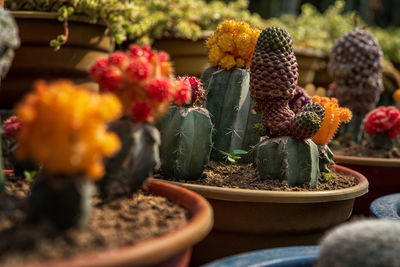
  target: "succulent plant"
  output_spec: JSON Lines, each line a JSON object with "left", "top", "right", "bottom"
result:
{"left": 202, "top": 20, "right": 262, "bottom": 162}
{"left": 0, "top": 8, "right": 20, "bottom": 78}
{"left": 6, "top": 0, "right": 265, "bottom": 50}
{"left": 315, "top": 219, "right": 400, "bottom": 267}
{"left": 363, "top": 106, "right": 400, "bottom": 150}
{"left": 91, "top": 45, "right": 189, "bottom": 197}
{"left": 15, "top": 80, "right": 121, "bottom": 228}
{"left": 158, "top": 77, "right": 213, "bottom": 181}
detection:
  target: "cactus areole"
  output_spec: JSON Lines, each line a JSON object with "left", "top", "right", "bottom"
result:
{"left": 250, "top": 27, "right": 331, "bottom": 187}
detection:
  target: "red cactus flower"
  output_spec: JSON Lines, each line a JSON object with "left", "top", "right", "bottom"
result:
{"left": 147, "top": 78, "right": 173, "bottom": 103}
{"left": 99, "top": 66, "right": 123, "bottom": 92}
{"left": 108, "top": 52, "right": 127, "bottom": 69}
{"left": 158, "top": 52, "right": 170, "bottom": 63}
{"left": 130, "top": 45, "right": 144, "bottom": 57}
{"left": 364, "top": 106, "right": 400, "bottom": 139}
{"left": 3, "top": 115, "right": 22, "bottom": 139}
{"left": 131, "top": 102, "right": 152, "bottom": 122}
{"left": 174, "top": 79, "right": 192, "bottom": 105}
{"left": 90, "top": 58, "right": 108, "bottom": 82}
{"left": 125, "top": 58, "right": 151, "bottom": 82}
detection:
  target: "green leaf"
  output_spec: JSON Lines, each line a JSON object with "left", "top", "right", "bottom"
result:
{"left": 233, "top": 149, "right": 247, "bottom": 155}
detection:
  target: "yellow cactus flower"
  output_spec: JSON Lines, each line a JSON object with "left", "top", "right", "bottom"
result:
{"left": 304, "top": 83, "right": 316, "bottom": 96}
{"left": 311, "top": 96, "right": 352, "bottom": 145}
{"left": 16, "top": 80, "right": 122, "bottom": 180}
{"left": 315, "top": 87, "right": 326, "bottom": 97}
{"left": 206, "top": 19, "right": 261, "bottom": 70}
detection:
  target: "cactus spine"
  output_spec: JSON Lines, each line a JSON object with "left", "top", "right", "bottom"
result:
{"left": 158, "top": 107, "right": 212, "bottom": 180}
{"left": 203, "top": 68, "right": 261, "bottom": 162}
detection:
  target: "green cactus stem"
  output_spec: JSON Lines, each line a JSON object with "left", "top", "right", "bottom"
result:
{"left": 28, "top": 172, "right": 94, "bottom": 229}
{"left": 200, "top": 66, "right": 218, "bottom": 91}
{"left": 368, "top": 133, "right": 398, "bottom": 150}
{"left": 100, "top": 119, "right": 160, "bottom": 199}
{"left": 256, "top": 137, "right": 320, "bottom": 188}
{"left": 202, "top": 67, "right": 261, "bottom": 162}
{"left": 340, "top": 112, "right": 364, "bottom": 143}
{"left": 0, "top": 8, "right": 20, "bottom": 79}
{"left": 318, "top": 145, "right": 335, "bottom": 173}
{"left": 158, "top": 106, "right": 213, "bottom": 180}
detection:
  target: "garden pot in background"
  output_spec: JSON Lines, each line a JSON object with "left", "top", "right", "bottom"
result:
{"left": 0, "top": 11, "right": 114, "bottom": 109}
{"left": 370, "top": 193, "right": 400, "bottom": 219}
{"left": 294, "top": 48, "right": 327, "bottom": 87}
{"left": 158, "top": 165, "right": 368, "bottom": 266}
{"left": 334, "top": 155, "right": 400, "bottom": 216}
{"left": 17, "top": 179, "right": 213, "bottom": 267}
{"left": 152, "top": 32, "right": 211, "bottom": 78}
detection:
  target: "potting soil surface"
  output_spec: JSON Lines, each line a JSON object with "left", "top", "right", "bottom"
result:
{"left": 157, "top": 162, "right": 357, "bottom": 191}
{"left": 331, "top": 143, "right": 400, "bottom": 159}
{"left": 0, "top": 176, "right": 189, "bottom": 265}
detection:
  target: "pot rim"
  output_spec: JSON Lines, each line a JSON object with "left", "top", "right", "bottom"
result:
{"left": 9, "top": 11, "right": 100, "bottom": 25}
{"left": 22, "top": 180, "right": 213, "bottom": 267}
{"left": 156, "top": 165, "right": 368, "bottom": 204}
{"left": 333, "top": 155, "right": 400, "bottom": 167}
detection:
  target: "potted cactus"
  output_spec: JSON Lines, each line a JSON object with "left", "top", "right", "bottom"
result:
{"left": 158, "top": 76, "right": 213, "bottom": 181}
{"left": 200, "top": 19, "right": 262, "bottom": 162}
{"left": 0, "top": 77, "right": 213, "bottom": 266}
{"left": 334, "top": 106, "right": 400, "bottom": 215}
{"left": 158, "top": 24, "right": 368, "bottom": 265}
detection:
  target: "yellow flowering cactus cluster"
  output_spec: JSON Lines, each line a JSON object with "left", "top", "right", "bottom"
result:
{"left": 16, "top": 81, "right": 122, "bottom": 180}
{"left": 311, "top": 96, "right": 352, "bottom": 145}
{"left": 206, "top": 19, "right": 261, "bottom": 70}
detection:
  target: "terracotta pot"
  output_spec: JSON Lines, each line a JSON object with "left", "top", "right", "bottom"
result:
{"left": 157, "top": 165, "right": 368, "bottom": 265}
{"left": 294, "top": 48, "right": 327, "bottom": 87}
{"left": 152, "top": 33, "right": 211, "bottom": 78}
{"left": 0, "top": 11, "right": 114, "bottom": 109}
{"left": 333, "top": 155, "right": 400, "bottom": 216}
{"left": 15, "top": 179, "right": 213, "bottom": 267}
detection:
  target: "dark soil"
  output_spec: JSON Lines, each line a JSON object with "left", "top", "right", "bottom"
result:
{"left": 330, "top": 142, "right": 400, "bottom": 159}
{"left": 0, "top": 176, "right": 189, "bottom": 266}
{"left": 156, "top": 162, "right": 357, "bottom": 191}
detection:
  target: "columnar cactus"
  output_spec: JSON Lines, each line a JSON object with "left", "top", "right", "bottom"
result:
{"left": 0, "top": 8, "right": 20, "bottom": 80}
{"left": 250, "top": 27, "right": 328, "bottom": 187}
{"left": 90, "top": 45, "right": 190, "bottom": 198}
{"left": 363, "top": 106, "right": 400, "bottom": 150}
{"left": 202, "top": 20, "right": 262, "bottom": 162}
{"left": 328, "top": 28, "right": 383, "bottom": 142}
{"left": 15, "top": 80, "right": 121, "bottom": 228}
{"left": 315, "top": 219, "right": 400, "bottom": 267}
{"left": 158, "top": 77, "right": 212, "bottom": 180}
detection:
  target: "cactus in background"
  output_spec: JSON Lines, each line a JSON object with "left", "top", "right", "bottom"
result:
{"left": 315, "top": 219, "right": 400, "bottom": 267}
{"left": 0, "top": 8, "right": 20, "bottom": 80}
{"left": 0, "top": 131, "right": 4, "bottom": 189}
{"left": 250, "top": 26, "right": 331, "bottom": 187}
{"left": 311, "top": 96, "right": 352, "bottom": 172}
{"left": 363, "top": 106, "right": 400, "bottom": 150}
{"left": 158, "top": 77, "right": 212, "bottom": 180}
{"left": 15, "top": 80, "right": 121, "bottom": 228}
{"left": 328, "top": 28, "right": 383, "bottom": 142}
{"left": 202, "top": 20, "right": 262, "bottom": 162}
{"left": 90, "top": 45, "right": 190, "bottom": 198}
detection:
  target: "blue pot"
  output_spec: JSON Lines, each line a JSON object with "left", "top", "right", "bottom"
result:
{"left": 203, "top": 246, "right": 319, "bottom": 267}
{"left": 370, "top": 193, "right": 400, "bottom": 219}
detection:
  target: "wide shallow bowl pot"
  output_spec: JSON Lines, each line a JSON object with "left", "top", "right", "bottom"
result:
{"left": 157, "top": 165, "right": 368, "bottom": 265}
{"left": 204, "top": 246, "right": 319, "bottom": 267}
{"left": 14, "top": 179, "right": 213, "bottom": 267}
{"left": 333, "top": 155, "right": 400, "bottom": 216}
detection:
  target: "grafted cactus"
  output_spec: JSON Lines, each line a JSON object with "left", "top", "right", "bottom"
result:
{"left": 158, "top": 77, "right": 213, "bottom": 180}
{"left": 202, "top": 20, "right": 262, "bottom": 162}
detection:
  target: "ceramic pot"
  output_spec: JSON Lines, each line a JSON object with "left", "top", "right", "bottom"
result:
{"left": 333, "top": 155, "right": 400, "bottom": 216}
{"left": 0, "top": 11, "right": 114, "bottom": 108}
{"left": 203, "top": 246, "right": 319, "bottom": 267}
{"left": 152, "top": 32, "right": 211, "bottom": 78}
{"left": 294, "top": 48, "right": 327, "bottom": 87}
{"left": 158, "top": 165, "right": 368, "bottom": 265}
{"left": 19, "top": 179, "right": 213, "bottom": 267}
{"left": 370, "top": 193, "right": 400, "bottom": 219}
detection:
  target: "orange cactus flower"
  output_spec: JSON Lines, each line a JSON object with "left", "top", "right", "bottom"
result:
{"left": 16, "top": 80, "right": 122, "bottom": 180}
{"left": 311, "top": 96, "right": 352, "bottom": 145}
{"left": 394, "top": 89, "right": 400, "bottom": 103}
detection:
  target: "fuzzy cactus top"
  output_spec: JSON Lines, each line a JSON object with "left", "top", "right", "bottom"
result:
{"left": 3, "top": 115, "right": 22, "bottom": 139}
{"left": 176, "top": 76, "right": 205, "bottom": 106}
{"left": 363, "top": 106, "right": 400, "bottom": 139}
{"left": 206, "top": 19, "right": 261, "bottom": 70}
{"left": 15, "top": 80, "right": 122, "bottom": 179}
{"left": 90, "top": 45, "right": 191, "bottom": 124}
{"left": 0, "top": 8, "right": 20, "bottom": 78}
{"left": 250, "top": 27, "right": 323, "bottom": 140}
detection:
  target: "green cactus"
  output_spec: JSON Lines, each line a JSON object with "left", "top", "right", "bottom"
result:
{"left": 256, "top": 137, "right": 320, "bottom": 188}
{"left": 100, "top": 119, "right": 160, "bottom": 199}
{"left": 315, "top": 219, "right": 400, "bottom": 267}
{"left": 318, "top": 145, "right": 334, "bottom": 173}
{"left": 202, "top": 67, "right": 261, "bottom": 162}
{"left": 290, "top": 111, "right": 322, "bottom": 140}
{"left": 253, "top": 123, "right": 267, "bottom": 136}
{"left": 29, "top": 172, "right": 94, "bottom": 229}
{"left": 0, "top": 8, "right": 20, "bottom": 79}
{"left": 158, "top": 106, "right": 213, "bottom": 180}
